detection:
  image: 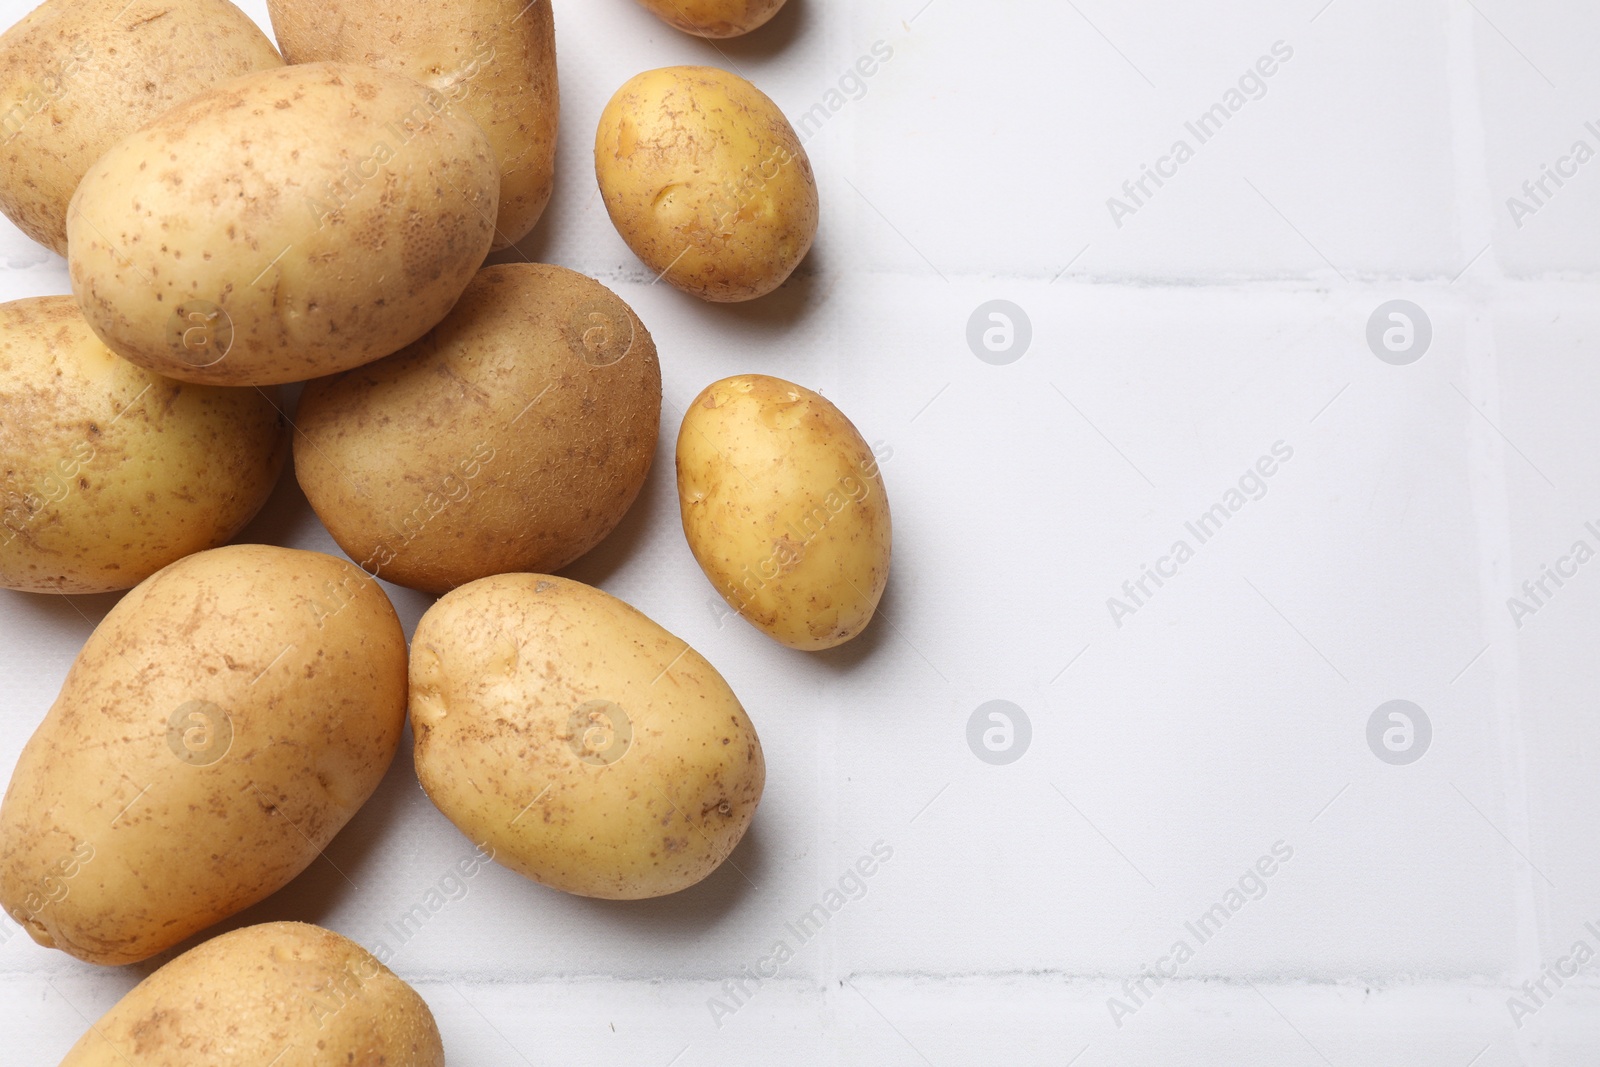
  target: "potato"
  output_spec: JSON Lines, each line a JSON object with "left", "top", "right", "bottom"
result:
{"left": 268, "top": 0, "right": 557, "bottom": 249}
{"left": 0, "top": 544, "right": 407, "bottom": 965}
{"left": 0, "top": 0, "right": 282, "bottom": 256}
{"left": 595, "top": 66, "right": 817, "bottom": 302}
{"left": 633, "top": 0, "right": 786, "bottom": 37}
{"left": 410, "top": 574, "right": 764, "bottom": 899}
{"left": 295, "top": 263, "right": 661, "bottom": 594}
{"left": 0, "top": 296, "right": 286, "bottom": 594}
{"left": 67, "top": 62, "right": 499, "bottom": 387}
{"left": 58, "top": 922, "right": 444, "bottom": 1066}
{"left": 677, "top": 374, "right": 891, "bottom": 650}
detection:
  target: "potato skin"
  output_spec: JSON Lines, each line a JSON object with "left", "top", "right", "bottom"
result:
{"left": 0, "top": 296, "right": 286, "bottom": 593}
{"left": 0, "top": 544, "right": 408, "bottom": 965}
{"left": 67, "top": 62, "right": 499, "bottom": 386}
{"left": 410, "top": 574, "right": 765, "bottom": 899}
{"left": 595, "top": 66, "right": 817, "bottom": 302}
{"left": 633, "top": 0, "right": 786, "bottom": 37}
{"left": 0, "top": 0, "right": 282, "bottom": 255}
{"left": 57, "top": 922, "right": 445, "bottom": 1067}
{"left": 295, "top": 263, "right": 661, "bottom": 594}
{"left": 267, "top": 0, "right": 557, "bottom": 249}
{"left": 677, "top": 374, "right": 891, "bottom": 650}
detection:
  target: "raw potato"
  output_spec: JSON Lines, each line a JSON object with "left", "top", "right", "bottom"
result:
{"left": 596, "top": 66, "right": 817, "bottom": 302}
{"left": 57, "top": 922, "right": 445, "bottom": 1067}
{"left": 268, "top": 0, "right": 557, "bottom": 249}
{"left": 67, "top": 62, "right": 499, "bottom": 386}
{"left": 410, "top": 574, "right": 765, "bottom": 899}
{"left": 295, "top": 263, "right": 661, "bottom": 594}
{"left": 633, "top": 0, "right": 787, "bottom": 38}
{"left": 0, "top": 296, "right": 286, "bottom": 594}
{"left": 0, "top": 0, "right": 282, "bottom": 255}
{"left": 677, "top": 374, "right": 891, "bottom": 650}
{"left": 0, "top": 544, "right": 408, "bottom": 965}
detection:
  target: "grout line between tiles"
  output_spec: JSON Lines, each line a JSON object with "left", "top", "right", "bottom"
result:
{"left": 1447, "top": 7, "right": 1547, "bottom": 1067}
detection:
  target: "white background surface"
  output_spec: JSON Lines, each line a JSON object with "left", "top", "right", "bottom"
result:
{"left": 4, "top": 0, "right": 1600, "bottom": 1063}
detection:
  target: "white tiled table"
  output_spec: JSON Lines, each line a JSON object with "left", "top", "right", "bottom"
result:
{"left": 5, "top": 0, "right": 1600, "bottom": 1063}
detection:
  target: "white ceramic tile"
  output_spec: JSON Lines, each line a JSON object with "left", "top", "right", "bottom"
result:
{"left": 3, "top": 0, "right": 1600, "bottom": 1062}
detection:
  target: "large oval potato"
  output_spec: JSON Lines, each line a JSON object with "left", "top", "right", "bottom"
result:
{"left": 633, "top": 0, "right": 787, "bottom": 37}
{"left": 0, "top": 296, "right": 286, "bottom": 593}
{"left": 410, "top": 574, "right": 765, "bottom": 899}
{"left": 268, "top": 0, "right": 557, "bottom": 250}
{"left": 0, "top": 544, "right": 408, "bottom": 965}
{"left": 0, "top": 0, "right": 282, "bottom": 255}
{"left": 295, "top": 263, "right": 660, "bottom": 594}
{"left": 67, "top": 62, "right": 499, "bottom": 386}
{"left": 678, "top": 374, "right": 891, "bottom": 650}
{"left": 595, "top": 66, "right": 817, "bottom": 302}
{"left": 58, "top": 922, "right": 444, "bottom": 1066}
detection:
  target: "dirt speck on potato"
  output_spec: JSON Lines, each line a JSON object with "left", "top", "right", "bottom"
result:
{"left": 676, "top": 373, "right": 891, "bottom": 651}
{"left": 56, "top": 923, "right": 444, "bottom": 1066}
{"left": 66, "top": 62, "right": 498, "bottom": 386}
{"left": 0, "top": 0, "right": 283, "bottom": 254}
{"left": 595, "top": 65, "right": 817, "bottom": 302}
{"left": 267, "top": 0, "right": 557, "bottom": 249}
{"left": 409, "top": 574, "right": 765, "bottom": 899}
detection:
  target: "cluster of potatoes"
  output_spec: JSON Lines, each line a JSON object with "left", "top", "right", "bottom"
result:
{"left": 0, "top": 0, "right": 893, "bottom": 1060}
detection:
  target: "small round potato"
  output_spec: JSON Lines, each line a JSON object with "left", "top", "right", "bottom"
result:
{"left": 410, "top": 574, "right": 765, "bottom": 899}
{"left": 58, "top": 923, "right": 445, "bottom": 1067}
{"left": 0, "top": 296, "right": 287, "bottom": 593}
{"left": 678, "top": 374, "right": 891, "bottom": 650}
{"left": 633, "top": 0, "right": 787, "bottom": 38}
{"left": 295, "top": 263, "right": 661, "bottom": 594}
{"left": 67, "top": 62, "right": 499, "bottom": 386}
{"left": 595, "top": 66, "right": 817, "bottom": 302}
{"left": 0, "top": 0, "right": 282, "bottom": 255}
{"left": 0, "top": 544, "right": 408, "bottom": 965}
{"left": 268, "top": 0, "right": 558, "bottom": 249}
